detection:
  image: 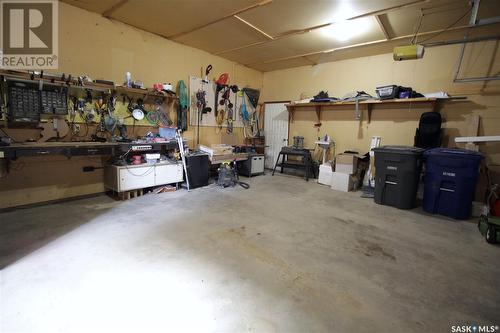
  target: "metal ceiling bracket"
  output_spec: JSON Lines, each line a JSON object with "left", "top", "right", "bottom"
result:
{"left": 469, "top": 0, "right": 480, "bottom": 26}
{"left": 452, "top": 3, "right": 500, "bottom": 83}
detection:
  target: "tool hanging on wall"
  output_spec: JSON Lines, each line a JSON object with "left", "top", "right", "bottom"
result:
{"left": 226, "top": 101, "right": 234, "bottom": 134}
{"left": 125, "top": 96, "right": 145, "bottom": 121}
{"left": 240, "top": 90, "right": 249, "bottom": 121}
{"left": 226, "top": 85, "right": 239, "bottom": 134}
{"left": 195, "top": 89, "right": 206, "bottom": 146}
{"left": 104, "top": 94, "right": 117, "bottom": 133}
{"left": 214, "top": 73, "right": 229, "bottom": 117}
{"left": 177, "top": 80, "right": 188, "bottom": 131}
{"left": 216, "top": 84, "right": 231, "bottom": 132}
{"left": 37, "top": 118, "right": 70, "bottom": 142}
{"left": 146, "top": 99, "right": 171, "bottom": 127}
{"left": 80, "top": 89, "right": 96, "bottom": 123}
{"left": 240, "top": 88, "right": 261, "bottom": 139}
{"left": 203, "top": 64, "right": 212, "bottom": 83}
{"left": 196, "top": 90, "right": 207, "bottom": 119}
{"left": 194, "top": 65, "right": 214, "bottom": 144}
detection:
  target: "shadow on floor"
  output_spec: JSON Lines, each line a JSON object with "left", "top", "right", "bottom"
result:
{"left": 0, "top": 194, "right": 117, "bottom": 269}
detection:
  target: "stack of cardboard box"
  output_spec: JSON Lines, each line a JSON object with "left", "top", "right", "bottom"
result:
{"left": 331, "top": 153, "right": 362, "bottom": 192}
{"left": 317, "top": 162, "right": 334, "bottom": 185}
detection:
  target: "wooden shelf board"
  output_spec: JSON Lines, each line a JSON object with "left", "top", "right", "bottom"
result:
{"left": 115, "top": 86, "right": 177, "bottom": 100}
{"left": 285, "top": 97, "right": 446, "bottom": 123}
{"left": 0, "top": 70, "right": 177, "bottom": 100}
{"left": 286, "top": 97, "right": 438, "bottom": 109}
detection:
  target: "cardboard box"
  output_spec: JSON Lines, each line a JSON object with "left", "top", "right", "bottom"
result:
{"left": 199, "top": 144, "right": 233, "bottom": 156}
{"left": 331, "top": 172, "right": 355, "bottom": 192}
{"left": 318, "top": 163, "right": 333, "bottom": 186}
{"left": 335, "top": 153, "right": 362, "bottom": 174}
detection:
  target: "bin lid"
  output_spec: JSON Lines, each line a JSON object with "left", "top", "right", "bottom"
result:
{"left": 424, "top": 148, "right": 483, "bottom": 159}
{"left": 373, "top": 146, "right": 424, "bottom": 155}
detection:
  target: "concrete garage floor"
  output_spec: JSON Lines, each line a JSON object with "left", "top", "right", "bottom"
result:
{"left": 1, "top": 174, "right": 499, "bottom": 333}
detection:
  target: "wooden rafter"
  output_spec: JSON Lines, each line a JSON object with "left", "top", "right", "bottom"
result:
{"left": 215, "top": 0, "right": 429, "bottom": 55}
{"left": 246, "top": 23, "right": 480, "bottom": 67}
{"left": 102, "top": 0, "right": 129, "bottom": 18}
{"left": 375, "top": 14, "right": 391, "bottom": 40}
{"left": 234, "top": 15, "right": 274, "bottom": 40}
{"left": 167, "top": 0, "right": 273, "bottom": 39}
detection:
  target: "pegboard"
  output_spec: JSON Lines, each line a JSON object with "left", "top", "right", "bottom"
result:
{"left": 67, "top": 95, "right": 176, "bottom": 128}
{"left": 189, "top": 76, "right": 252, "bottom": 128}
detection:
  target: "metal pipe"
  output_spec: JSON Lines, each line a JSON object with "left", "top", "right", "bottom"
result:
{"left": 245, "top": 23, "right": 494, "bottom": 66}
{"left": 424, "top": 35, "right": 500, "bottom": 47}
{"left": 453, "top": 33, "right": 468, "bottom": 82}
{"left": 469, "top": 0, "right": 480, "bottom": 25}
{"left": 452, "top": 4, "right": 500, "bottom": 84}
{"left": 454, "top": 76, "right": 500, "bottom": 82}
{"left": 476, "top": 16, "right": 500, "bottom": 26}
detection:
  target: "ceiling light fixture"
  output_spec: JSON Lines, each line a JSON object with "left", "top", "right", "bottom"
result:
{"left": 320, "top": 17, "right": 372, "bottom": 42}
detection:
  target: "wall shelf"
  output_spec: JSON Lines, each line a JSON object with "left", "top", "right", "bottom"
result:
{"left": 115, "top": 85, "right": 177, "bottom": 101}
{"left": 0, "top": 70, "right": 177, "bottom": 101}
{"left": 286, "top": 97, "right": 441, "bottom": 123}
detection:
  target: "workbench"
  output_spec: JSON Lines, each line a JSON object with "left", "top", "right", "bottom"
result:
{"left": 0, "top": 140, "right": 179, "bottom": 160}
{"left": 208, "top": 153, "right": 249, "bottom": 165}
{"left": 272, "top": 147, "right": 316, "bottom": 181}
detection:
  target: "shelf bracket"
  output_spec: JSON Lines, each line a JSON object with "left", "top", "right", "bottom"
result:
{"left": 288, "top": 106, "right": 295, "bottom": 122}
{"left": 354, "top": 99, "right": 362, "bottom": 121}
{"left": 367, "top": 104, "right": 373, "bottom": 123}
{"left": 315, "top": 105, "right": 321, "bottom": 123}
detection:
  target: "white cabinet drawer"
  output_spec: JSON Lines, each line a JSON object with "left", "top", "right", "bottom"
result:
{"left": 251, "top": 156, "right": 265, "bottom": 174}
{"left": 118, "top": 166, "right": 155, "bottom": 191}
{"left": 155, "top": 163, "right": 183, "bottom": 185}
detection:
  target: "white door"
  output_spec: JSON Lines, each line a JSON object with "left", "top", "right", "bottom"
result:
{"left": 264, "top": 102, "right": 289, "bottom": 169}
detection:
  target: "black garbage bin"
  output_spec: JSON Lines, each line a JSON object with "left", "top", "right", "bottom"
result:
{"left": 373, "top": 146, "right": 424, "bottom": 209}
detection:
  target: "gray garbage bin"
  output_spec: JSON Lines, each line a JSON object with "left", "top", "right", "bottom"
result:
{"left": 373, "top": 146, "right": 424, "bottom": 209}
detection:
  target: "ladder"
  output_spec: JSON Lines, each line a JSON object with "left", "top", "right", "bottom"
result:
{"left": 176, "top": 129, "right": 190, "bottom": 191}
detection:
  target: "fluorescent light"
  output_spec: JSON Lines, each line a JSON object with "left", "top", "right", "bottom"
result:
{"left": 320, "top": 17, "right": 372, "bottom": 42}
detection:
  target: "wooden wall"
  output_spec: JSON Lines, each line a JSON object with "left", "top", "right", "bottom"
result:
{"left": 0, "top": 2, "right": 263, "bottom": 209}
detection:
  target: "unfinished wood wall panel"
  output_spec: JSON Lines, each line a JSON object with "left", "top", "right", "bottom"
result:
{"left": 261, "top": 44, "right": 500, "bottom": 183}
{"left": 0, "top": 2, "right": 263, "bottom": 209}
{"left": 252, "top": 58, "right": 312, "bottom": 72}
{"left": 69, "top": 0, "right": 258, "bottom": 37}
{"left": 60, "top": 0, "right": 500, "bottom": 72}
{"left": 173, "top": 16, "right": 270, "bottom": 54}
{"left": 60, "top": 0, "right": 123, "bottom": 14}
{"left": 238, "top": 0, "right": 410, "bottom": 36}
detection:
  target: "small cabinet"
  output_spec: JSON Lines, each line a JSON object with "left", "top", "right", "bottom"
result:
{"left": 104, "top": 161, "right": 183, "bottom": 192}
{"left": 251, "top": 155, "right": 265, "bottom": 174}
{"left": 237, "top": 154, "right": 265, "bottom": 177}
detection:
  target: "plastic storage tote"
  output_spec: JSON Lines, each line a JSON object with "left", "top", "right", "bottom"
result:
{"left": 423, "top": 148, "right": 483, "bottom": 219}
{"left": 373, "top": 146, "right": 424, "bottom": 209}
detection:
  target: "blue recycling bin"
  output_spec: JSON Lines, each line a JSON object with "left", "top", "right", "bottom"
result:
{"left": 423, "top": 148, "right": 483, "bottom": 219}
